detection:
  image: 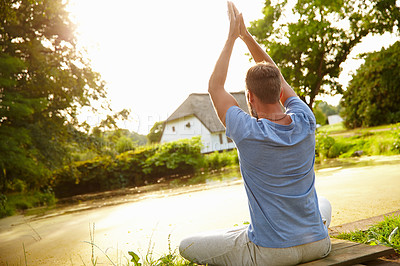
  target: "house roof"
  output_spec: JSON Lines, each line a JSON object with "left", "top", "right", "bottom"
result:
{"left": 166, "top": 92, "right": 249, "bottom": 133}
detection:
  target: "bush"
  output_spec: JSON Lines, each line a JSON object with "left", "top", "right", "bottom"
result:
{"left": 0, "top": 191, "right": 56, "bottom": 218}
{"left": 315, "top": 124, "right": 400, "bottom": 161}
{"left": 392, "top": 125, "right": 400, "bottom": 153}
{"left": 328, "top": 141, "right": 353, "bottom": 158}
{"left": 52, "top": 137, "right": 205, "bottom": 198}
{"left": 143, "top": 137, "right": 204, "bottom": 178}
{"left": 203, "top": 150, "right": 238, "bottom": 170}
{"left": 315, "top": 132, "right": 335, "bottom": 159}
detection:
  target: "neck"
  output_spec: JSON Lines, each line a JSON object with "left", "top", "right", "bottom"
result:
{"left": 255, "top": 102, "right": 285, "bottom": 120}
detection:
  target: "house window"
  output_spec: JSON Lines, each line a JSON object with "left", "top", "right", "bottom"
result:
{"left": 219, "top": 133, "right": 223, "bottom": 144}
{"left": 172, "top": 126, "right": 175, "bottom": 132}
{"left": 185, "top": 122, "right": 191, "bottom": 128}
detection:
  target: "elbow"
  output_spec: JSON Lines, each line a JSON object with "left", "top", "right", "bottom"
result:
{"left": 208, "top": 78, "right": 216, "bottom": 94}
{"left": 208, "top": 84, "right": 214, "bottom": 94}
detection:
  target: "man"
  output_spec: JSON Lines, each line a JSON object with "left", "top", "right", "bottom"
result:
{"left": 179, "top": 2, "right": 332, "bottom": 265}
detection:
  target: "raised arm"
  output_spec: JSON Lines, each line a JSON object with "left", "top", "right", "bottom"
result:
{"left": 235, "top": 6, "right": 297, "bottom": 105}
{"left": 208, "top": 2, "right": 240, "bottom": 126}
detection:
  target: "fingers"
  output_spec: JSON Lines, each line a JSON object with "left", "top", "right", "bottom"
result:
{"left": 236, "top": 12, "right": 247, "bottom": 39}
{"left": 227, "top": 1, "right": 240, "bottom": 40}
{"left": 231, "top": 2, "right": 240, "bottom": 17}
{"left": 227, "top": 1, "right": 235, "bottom": 21}
{"left": 227, "top": 1, "right": 239, "bottom": 19}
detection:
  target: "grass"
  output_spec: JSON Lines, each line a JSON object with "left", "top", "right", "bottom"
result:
{"left": 315, "top": 122, "right": 400, "bottom": 161}
{"left": 334, "top": 214, "right": 400, "bottom": 254}
{"left": 318, "top": 122, "right": 347, "bottom": 134}
{"left": 79, "top": 223, "right": 195, "bottom": 266}
{"left": 318, "top": 122, "right": 400, "bottom": 135}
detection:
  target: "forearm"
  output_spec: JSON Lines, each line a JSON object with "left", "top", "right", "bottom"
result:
{"left": 208, "top": 38, "right": 235, "bottom": 93}
{"left": 242, "top": 33, "right": 276, "bottom": 66}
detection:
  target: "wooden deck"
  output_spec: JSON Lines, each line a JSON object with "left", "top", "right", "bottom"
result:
{"left": 300, "top": 238, "right": 396, "bottom": 265}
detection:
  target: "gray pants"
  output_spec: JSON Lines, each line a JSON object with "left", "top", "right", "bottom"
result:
{"left": 179, "top": 197, "right": 332, "bottom": 266}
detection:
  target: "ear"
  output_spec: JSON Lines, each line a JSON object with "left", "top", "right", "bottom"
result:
{"left": 279, "top": 89, "right": 283, "bottom": 102}
{"left": 247, "top": 90, "right": 255, "bottom": 104}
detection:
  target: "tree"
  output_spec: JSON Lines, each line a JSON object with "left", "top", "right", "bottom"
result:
{"left": 0, "top": 0, "right": 124, "bottom": 192}
{"left": 147, "top": 121, "right": 165, "bottom": 144}
{"left": 341, "top": 41, "right": 400, "bottom": 128}
{"left": 313, "top": 101, "right": 342, "bottom": 125}
{"left": 248, "top": 0, "right": 400, "bottom": 109}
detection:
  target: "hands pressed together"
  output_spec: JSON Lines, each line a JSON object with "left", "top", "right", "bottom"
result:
{"left": 208, "top": 1, "right": 296, "bottom": 125}
{"left": 227, "top": 1, "right": 248, "bottom": 41}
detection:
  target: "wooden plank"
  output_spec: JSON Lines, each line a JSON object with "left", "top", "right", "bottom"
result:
{"left": 330, "top": 238, "right": 360, "bottom": 251}
{"left": 301, "top": 239, "right": 396, "bottom": 266}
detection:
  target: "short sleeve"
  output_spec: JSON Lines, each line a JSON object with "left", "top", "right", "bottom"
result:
{"left": 284, "top": 96, "right": 316, "bottom": 131}
{"left": 225, "top": 106, "right": 252, "bottom": 144}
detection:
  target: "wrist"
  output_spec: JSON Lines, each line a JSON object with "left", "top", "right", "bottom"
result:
{"left": 241, "top": 31, "right": 252, "bottom": 42}
{"left": 226, "top": 35, "right": 237, "bottom": 44}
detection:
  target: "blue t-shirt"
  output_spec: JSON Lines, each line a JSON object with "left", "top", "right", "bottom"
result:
{"left": 226, "top": 96, "right": 328, "bottom": 248}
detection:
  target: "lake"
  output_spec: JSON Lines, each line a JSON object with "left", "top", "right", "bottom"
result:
{"left": 0, "top": 156, "right": 399, "bottom": 265}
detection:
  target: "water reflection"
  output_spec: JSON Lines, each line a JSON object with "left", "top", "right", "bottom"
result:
{"left": 38, "top": 167, "right": 244, "bottom": 220}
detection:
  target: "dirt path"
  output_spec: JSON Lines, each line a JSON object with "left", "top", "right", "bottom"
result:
{"left": 0, "top": 156, "right": 399, "bottom": 265}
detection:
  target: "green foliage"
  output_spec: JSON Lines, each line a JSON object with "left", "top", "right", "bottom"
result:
{"left": 318, "top": 101, "right": 342, "bottom": 117}
{"left": 314, "top": 107, "right": 327, "bottom": 126}
{"left": 116, "top": 136, "right": 136, "bottom": 154}
{"left": 0, "top": 191, "right": 56, "bottom": 218}
{"left": 147, "top": 121, "right": 165, "bottom": 144}
{"left": 315, "top": 132, "right": 336, "bottom": 159}
{"left": 203, "top": 150, "right": 239, "bottom": 170}
{"left": 0, "top": 0, "right": 131, "bottom": 193}
{"left": 342, "top": 42, "right": 400, "bottom": 128}
{"left": 127, "top": 236, "right": 195, "bottom": 266}
{"left": 129, "top": 251, "right": 142, "bottom": 266}
{"left": 80, "top": 128, "right": 146, "bottom": 159}
{"left": 317, "top": 122, "right": 346, "bottom": 134}
{"left": 143, "top": 137, "right": 203, "bottom": 176}
{"left": 336, "top": 214, "right": 400, "bottom": 253}
{"left": 315, "top": 124, "right": 400, "bottom": 161}
{"left": 52, "top": 137, "right": 204, "bottom": 198}
{"left": 392, "top": 125, "right": 400, "bottom": 152}
{"left": 248, "top": 0, "right": 400, "bottom": 108}
{"left": 313, "top": 101, "right": 342, "bottom": 126}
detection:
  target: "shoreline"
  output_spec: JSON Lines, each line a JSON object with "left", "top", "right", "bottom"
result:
{"left": 329, "top": 209, "right": 400, "bottom": 237}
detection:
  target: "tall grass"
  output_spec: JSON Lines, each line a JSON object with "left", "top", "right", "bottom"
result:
{"left": 81, "top": 223, "right": 194, "bottom": 266}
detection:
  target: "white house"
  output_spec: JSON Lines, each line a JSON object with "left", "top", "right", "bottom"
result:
{"left": 160, "top": 92, "right": 248, "bottom": 153}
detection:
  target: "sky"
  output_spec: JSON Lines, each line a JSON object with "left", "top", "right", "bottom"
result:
{"left": 67, "top": 0, "right": 398, "bottom": 135}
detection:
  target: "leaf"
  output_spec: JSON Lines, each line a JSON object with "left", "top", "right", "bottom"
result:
{"left": 388, "top": 227, "right": 398, "bottom": 244}
{"left": 128, "top": 251, "right": 142, "bottom": 266}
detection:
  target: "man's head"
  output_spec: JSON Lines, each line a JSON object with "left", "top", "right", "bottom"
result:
{"left": 245, "top": 62, "right": 282, "bottom": 104}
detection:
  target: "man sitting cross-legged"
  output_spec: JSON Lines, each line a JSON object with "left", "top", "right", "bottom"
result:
{"left": 179, "top": 2, "right": 332, "bottom": 265}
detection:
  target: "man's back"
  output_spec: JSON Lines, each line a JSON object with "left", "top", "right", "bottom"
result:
{"left": 226, "top": 96, "right": 328, "bottom": 248}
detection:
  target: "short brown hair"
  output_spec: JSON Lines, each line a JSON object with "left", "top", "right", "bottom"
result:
{"left": 245, "top": 62, "right": 281, "bottom": 104}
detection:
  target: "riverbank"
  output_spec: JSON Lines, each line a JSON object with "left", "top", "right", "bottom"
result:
{"left": 329, "top": 210, "right": 400, "bottom": 266}
{"left": 0, "top": 155, "right": 399, "bottom": 265}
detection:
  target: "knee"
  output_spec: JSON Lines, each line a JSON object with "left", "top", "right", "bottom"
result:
{"left": 318, "top": 196, "right": 332, "bottom": 228}
{"left": 179, "top": 237, "right": 196, "bottom": 262}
